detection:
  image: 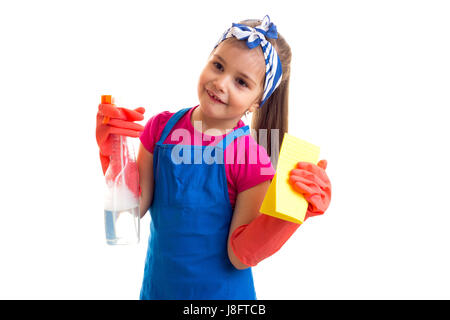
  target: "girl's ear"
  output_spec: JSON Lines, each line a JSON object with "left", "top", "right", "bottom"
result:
{"left": 248, "top": 104, "right": 258, "bottom": 114}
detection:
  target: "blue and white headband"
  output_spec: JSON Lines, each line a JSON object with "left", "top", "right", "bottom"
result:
{"left": 214, "top": 15, "right": 283, "bottom": 108}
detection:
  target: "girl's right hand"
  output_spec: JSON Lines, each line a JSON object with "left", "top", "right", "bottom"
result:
{"left": 96, "top": 103, "right": 145, "bottom": 174}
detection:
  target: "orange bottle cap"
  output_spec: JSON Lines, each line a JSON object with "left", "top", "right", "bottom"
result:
{"left": 101, "top": 95, "right": 114, "bottom": 124}
{"left": 101, "top": 95, "right": 112, "bottom": 104}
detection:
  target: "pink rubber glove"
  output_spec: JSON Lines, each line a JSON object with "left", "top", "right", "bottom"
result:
{"left": 230, "top": 214, "right": 301, "bottom": 267}
{"left": 96, "top": 103, "right": 145, "bottom": 175}
{"left": 230, "top": 160, "right": 332, "bottom": 267}
{"left": 289, "top": 159, "right": 331, "bottom": 219}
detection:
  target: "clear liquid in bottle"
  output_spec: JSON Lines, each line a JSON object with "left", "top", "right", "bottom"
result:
{"left": 102, "top": 95, "right": 140, "bottom": 245}
{"left": 104, "top": 207, "right": 140, "bottom": 245}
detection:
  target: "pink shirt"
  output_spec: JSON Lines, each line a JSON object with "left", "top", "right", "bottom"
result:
{"left": 139, "top": 106, "right": 275, "bottom": 207}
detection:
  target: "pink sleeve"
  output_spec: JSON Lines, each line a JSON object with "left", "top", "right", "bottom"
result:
{"left": 139, "top": 111, "right": 173, "bottom": 153}
{"left": 225, "top": 135, "right": 275, "bottom": 203}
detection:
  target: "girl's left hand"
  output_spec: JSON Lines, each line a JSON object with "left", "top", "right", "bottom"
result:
{"left": 289, "top": 159, "right": 332, "bottom": 220}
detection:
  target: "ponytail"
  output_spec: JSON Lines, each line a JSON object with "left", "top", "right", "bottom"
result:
{"left": 251, "top": 78, "right": 289, "bottom": 167}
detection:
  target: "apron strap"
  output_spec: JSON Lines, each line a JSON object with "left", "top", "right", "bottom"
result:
{"left": 218, "top": 125, "right": 250, "bottom": 149}
{"left": 157, "top": 107, "right": 191, "bottom": 145}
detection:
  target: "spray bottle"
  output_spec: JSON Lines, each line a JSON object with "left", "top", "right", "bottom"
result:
{"left": 102, "top": 95, "right": 140, "bottom": 245}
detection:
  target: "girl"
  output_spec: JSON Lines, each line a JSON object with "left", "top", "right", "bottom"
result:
{"left": 96, "top": 15, "right": 331, "bottom": 300}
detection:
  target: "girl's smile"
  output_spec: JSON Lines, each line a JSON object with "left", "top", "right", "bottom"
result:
{"left": 206, "top": 89, "right": 226, "bottom": 104}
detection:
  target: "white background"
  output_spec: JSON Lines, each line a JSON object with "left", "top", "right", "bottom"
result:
{"left": 1, "top": 0, "right": 449, "bottom": 299}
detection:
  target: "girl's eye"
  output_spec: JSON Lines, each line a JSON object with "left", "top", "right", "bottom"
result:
{"left": 212, "top": 61, "right": 247, "bottom": 87}
{"left": 237, "top": 78, "right": 248, "bottom": 87}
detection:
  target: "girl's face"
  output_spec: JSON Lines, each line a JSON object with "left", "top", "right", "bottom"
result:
{"left": 197, "top": 39, "right": 265, "bottom": 130}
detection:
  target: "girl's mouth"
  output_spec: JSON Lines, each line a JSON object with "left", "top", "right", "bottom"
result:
{"left": 207, "top": 90, "right": 225, "bottom": 104}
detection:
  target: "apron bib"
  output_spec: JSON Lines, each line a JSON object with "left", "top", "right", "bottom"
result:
{"left": 140, "top": 108, "right": 256, "bottom": 300}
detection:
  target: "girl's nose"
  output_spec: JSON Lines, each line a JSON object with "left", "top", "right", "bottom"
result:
{"left": 213, "top": 75, "right": 228, "bottom": 93}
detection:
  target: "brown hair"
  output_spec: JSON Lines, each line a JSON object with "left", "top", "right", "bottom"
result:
{"left": 238, "top": 19, "right": 292, "bottom": 166}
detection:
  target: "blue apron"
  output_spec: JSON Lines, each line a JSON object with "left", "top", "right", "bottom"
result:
{"left": 140, "top": 107, "right": 256, "bottom": 300}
